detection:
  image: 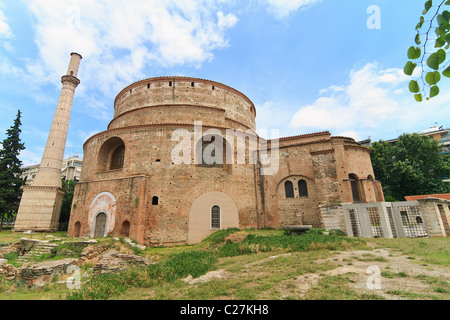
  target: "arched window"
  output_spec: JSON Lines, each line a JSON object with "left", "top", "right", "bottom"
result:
{"left": 197, "top": 134, "right": 228, "bottom": 168}
{"left": 110, "top": 145, "right": 125, "bottom": 170}
{"left": 202, "top": 138, "right": 219, "bottom": 167}
{"left": 211, "top": 205, "right": 221, "bottom": 229}
{"left": 298, "top": 180, "right": 308, "bottom": 198}
{"left": 98, "top": 137, "right": 125, "bottom": 172}
{"left": 285, "top": 181, "right": 294, "bottom": 198}
{"left": 152, "top": 196, "right": 159, "bottom": 205}
{"left": 349, "top": 174, "right": 360, "bottom": 203}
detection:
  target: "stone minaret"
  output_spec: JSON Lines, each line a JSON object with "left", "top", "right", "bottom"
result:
{"left": 14, "top": 53, "right": 82, "bottom": 232}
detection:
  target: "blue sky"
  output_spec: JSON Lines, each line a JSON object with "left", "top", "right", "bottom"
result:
{"left": 0, "top": 0, "right": 449, "bottom": 166}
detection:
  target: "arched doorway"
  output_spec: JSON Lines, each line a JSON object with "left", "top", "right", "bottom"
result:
{"left": 94, "top": 212, "right": 107, "bottom": 238}
{"left": 88, "top": 192, "right": 116, "bottom": 238}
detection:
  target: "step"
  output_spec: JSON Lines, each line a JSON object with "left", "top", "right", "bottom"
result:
{"left": 17, "top": 242, "right": 58, "bottom": 263}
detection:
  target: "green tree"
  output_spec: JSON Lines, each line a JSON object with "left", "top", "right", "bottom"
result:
{"left": 0, "top": 110, "right": 26, "bottom": 230}
{"left": 59, "top": 179, "right": 76, "bottom": 231}
{"left": 370, "top": 133, "right": 450, "bottom": 201}
{"left": 405, "top": 0, "right": 450, "bottom": 101}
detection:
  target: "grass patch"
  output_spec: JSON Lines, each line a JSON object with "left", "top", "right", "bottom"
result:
{"left": 2, "top": 228, "right": 448, "bottom": 300}
{"left": 67, "top": 250, "right": 217, "bottom": 300}
{"left": 146, "top": 251, "right": 217, "bottom": 282}
{"left": 3, "top": 251, "right": 19, "bottom": 267}
{"left": 370, "top": 237, "right": 450, "bottom": 267}
{"left": 305, "top": 274, "right": 386, "bottom": 300}
{"left": 214, "top": 231, "right": 367, "bottom": 257}
{"left": 0, "top": 231, "right": 67, "bottom": 244}
{"left": 415, "top": 274, "right": 450, "bottom": 296}
{"left": 64, "top": 229, "right": 367, "bottom": 300}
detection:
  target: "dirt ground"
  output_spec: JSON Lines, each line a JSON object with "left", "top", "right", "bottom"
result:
{"left": 294, "top": 243, "right": 450, "bottom": 299}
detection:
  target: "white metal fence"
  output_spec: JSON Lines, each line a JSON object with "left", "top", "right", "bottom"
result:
{"left": 342, "top": 201, "right": 429, "bottom": 238}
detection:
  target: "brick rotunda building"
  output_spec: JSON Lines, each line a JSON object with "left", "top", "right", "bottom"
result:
{"left": 67, "top": 76, "right": 384, "bottom": 245}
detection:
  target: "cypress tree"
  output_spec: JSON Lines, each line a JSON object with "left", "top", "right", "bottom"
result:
{"left": 0, "top": 110, "right": 26, "bottom": 230}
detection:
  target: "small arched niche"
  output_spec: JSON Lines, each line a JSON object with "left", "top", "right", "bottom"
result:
{"left": 121, "top": 220, "right": 130, "bottom": 237}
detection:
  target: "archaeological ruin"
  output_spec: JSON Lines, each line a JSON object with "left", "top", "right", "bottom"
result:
{"left": 14, "top": 54, "right": 449, "bottom": 246}
{"left": 65, "top": 76, "right": 386, "bottom": 245}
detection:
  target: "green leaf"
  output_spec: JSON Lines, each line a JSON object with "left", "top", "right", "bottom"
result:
{"left": 427, "top": 49, "right": 446, "bottom": 70}
{"left": 437, "top": 48, "right": 446, "bottom": 62}
{"left": 435, "top": 36, "right": 446, "bottom": 48}
{"left": 442, "top": 65, "right": 450, "bottom": 77}
{"left": 437, "top": 14, "right": 449, "bottom": 27}
{"left": 404, "top": 61, "right": 417, "bottom": 76}
{"left": 443, "top": 10, "right": 450, "bottom": 21}
{"left": 407, "top": 46, "right": 421, "bottom": 59}
{"left": 436, "top": 26, "right": 445, "bottom": 37}
{"left": 423, "top": 0, "right": 433, "bottom": 14}
{"left": 426, "top": 72, "right": 437, "bottom": 85}
{"left": 409, "top": 80, "right": 420, "bottom": 93}
{"left": 415, "top": 33, "right": 421, "bottom": 45}
{"left": 430, "top": 85, "right": 440, "bottom": 98}
{"left": 435, "top": 71, "right": 441, "bottom": 83}
{"left": 416, "top": 16, "right": 425, "bottom": 30}
{"left": 414, "top": 93, "right": 423, "bottom": 102}
{"left": 427, "top": 54, "right": 440, "bottom": 70}
{"left": 425, "top": 71, "right": 441, "bottom": 85}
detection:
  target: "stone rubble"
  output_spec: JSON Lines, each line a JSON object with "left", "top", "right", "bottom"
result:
{"left": 0, "top": 238, "right": 151, "bottom": 288}
{"left": 93, "top": 251, "right": 153, "bottom": 275}
{"left": 18, "top": 258, "right": 77, "bottom": 287}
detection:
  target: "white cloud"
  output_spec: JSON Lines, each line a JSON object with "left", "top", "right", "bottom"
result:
{"left": 289, "top": 62, "right": 413, "bottom": 140}
{"left": 319, "top": 85, "right": 345, "bottom": 95}
{"left": 0, "top": 5, "right": 13, "bottom": 38}
{"left": 262, "top": 0, "right": 323, "bottom": 19}
{"left": 20, "top": 148, "right": 44, "bottom": 166}
{"left": 217, "top": 11, "right": 238, "bottom": 28}
{"left": 24, "top": 0, "right": 238, "bottom": 96}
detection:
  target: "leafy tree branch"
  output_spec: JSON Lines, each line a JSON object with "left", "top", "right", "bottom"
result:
{"left": 404, "top": 0, "right": 450, "bottom": 101}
